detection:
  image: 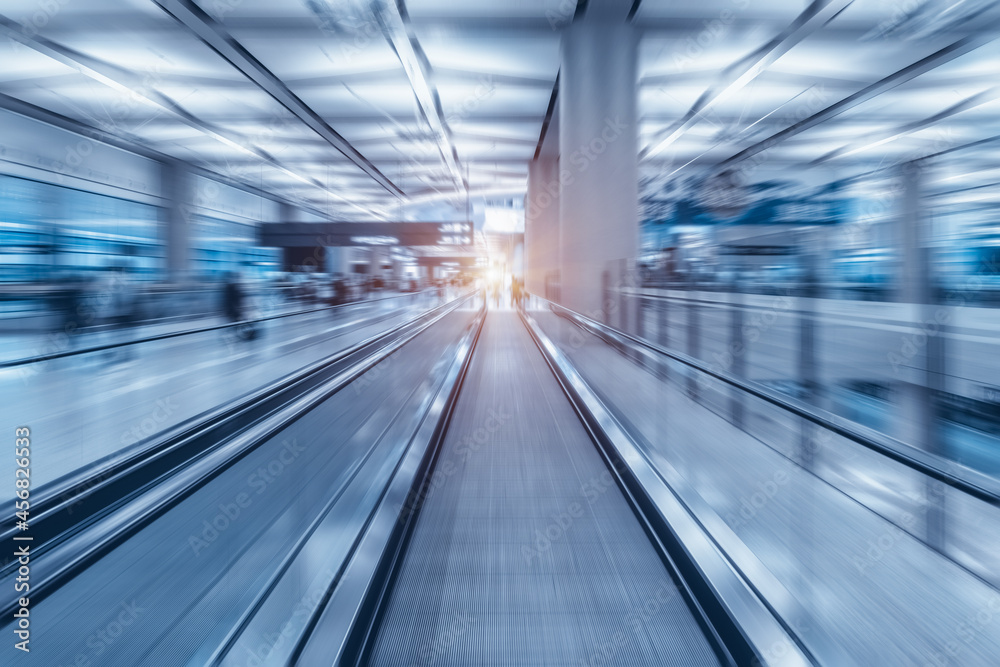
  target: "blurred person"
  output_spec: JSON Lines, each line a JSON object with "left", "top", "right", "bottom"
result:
{"left": 223, "top": 271, "right": 257, "bottom": 341}
{"left": 108, "top": 264, "right": 136, "bottom": 328}
{"left": 51, "top": 273, "right": 85, "bottom": 338}
{"left": 102, "top": 262, "right": 137, "bottom": 362}
{"left": 329, "top": 273, "right": 347, "bottom": 307}
{"left": 223, "top": 271, "right": 245, "bottom": 322}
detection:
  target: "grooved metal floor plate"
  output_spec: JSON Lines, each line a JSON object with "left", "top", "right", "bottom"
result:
{"left": 367, "top": 311, "right": 722, "bottom": 667}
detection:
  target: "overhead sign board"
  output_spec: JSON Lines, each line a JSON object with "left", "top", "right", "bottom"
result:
{"left": 260, "top": 222, "right": 474, "bottom": 248}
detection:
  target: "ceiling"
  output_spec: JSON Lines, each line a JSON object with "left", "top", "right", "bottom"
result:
{"left": 1, "top": 0, "right": 998, "bottom": 221}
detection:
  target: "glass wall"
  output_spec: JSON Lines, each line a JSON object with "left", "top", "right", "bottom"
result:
{"left": 0, "top": 174, "right": 281, "bottom": 284}
{"left": 190, "top": 213, "right": 280, "bottom": 280}
{"left": 0, "top": 175, "right": 161, "bottom": 283}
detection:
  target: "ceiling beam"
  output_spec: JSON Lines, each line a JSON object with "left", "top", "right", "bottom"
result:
{"left": 152, "top": 0, "right": 403, "bottom": 198}
{"left": 810, "top": 86, "right": 1000, "bottom": 165}
{"left": 640, "top": 70, "right": 869, "bottom": 89}
{"left": 718, "top": 28, "right": 1000, "bottom": 170}
{"left": 828, "top": 133, "right": 1000, "bottom": 189}
{"left": 30, "top": 13, "right": 992, "bottom": 40}
{"left": 372, "top": 0, "right": 467, "bottom": 191}
{"left": 101, "top": 113, "right": 546, "bottom": 125}
{"left": 642, "top": 0, "right": 855, "bottom": 160}
{"left": 0, "top": 13, "right": 376, "bottom": 213}
{"left": 0, "top": 91, "right": 335, "bottom": 218}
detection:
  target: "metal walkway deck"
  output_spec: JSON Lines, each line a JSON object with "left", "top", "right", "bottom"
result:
{"left": 366, "top": 311, "right": 724, "bottom": 666}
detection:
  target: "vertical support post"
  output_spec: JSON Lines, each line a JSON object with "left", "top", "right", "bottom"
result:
{"left": 636, "top": 293, "right": 644, "bottom": 339}
{"left": 897, "top": 160, "right": 946, "bottom": 551}
{"left": 601, "top": 269, "right": 611, "bottom": 326}
{"left": 559, "top": 8, "right": 639, "bottom": 317}
{"left": 162, "top": 161, "right": 192, "bottom": 283}
{"left": 787, "top": 235, "right": 824, "bottom": 609}
{"left": 687, "top": 279, "right": 701, "bottom": 399}
{"left": 799, "top": 261, "right": 819, "bottom": 409}
{"left": 730, "top": 289, "right": 746, "bottom": 428}
{"left": 618, "top": 258, "right": 628, "bottom": 332}
{"left": 657, "top": 292, "right": 669, "bottom": 380}
{"left": 526, "top": 156, "right": 560, "bottom": 298}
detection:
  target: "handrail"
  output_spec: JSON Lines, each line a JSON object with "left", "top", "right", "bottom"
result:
{"left": 519, "top": 304, "right": 818, "bottom": 667}
{"left": 0, "top": 291, "right": 478, "bottom": 619}
{"left": 528, "top": 293, "right": 1000, "bottom": 506}
{"left": 287, "top": 299, "right": 487, "bottom": 666}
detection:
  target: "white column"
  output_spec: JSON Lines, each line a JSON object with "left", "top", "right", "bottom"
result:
{"left": 162, "top": 161, "right": 192, "bottom": 283}
{"left": 526, "top": 156, "right": 560, "bottom": 298}
{"left": 558, "top": 2, "right": 639, "bottom": 318}
{"left": 326, "top": 246, "right": 347, "bottom": 275}
{"left": 896, "top": 160, "right": 946, "bottom": 547}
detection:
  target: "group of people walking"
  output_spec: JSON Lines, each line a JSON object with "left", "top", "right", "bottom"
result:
{"left": 485, "top": 273, "right": 525, "bottom": 309}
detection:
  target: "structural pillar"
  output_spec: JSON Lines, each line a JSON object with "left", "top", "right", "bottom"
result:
{"left": 326, "top": 246, "right": 347, "bottom": 275}
{"left": 526, "top": 156, "right": 560, "bottom": 299}
{"left": 162, "top": 161, "right": 192, "bottom": 283}
{"left": 389, "top": 248, "right": 404, "bottom": 284}
{"left": 896, "top": 159, "right": 946, "bottom": 550}
{"left": 279, "top": 201, "right": 297, "bottom": 222}
{"left": 558, "top": 1, "right": 639, "bottom": 319}
{"left": 370, "top": 247, "right": 387, "bottom": 280}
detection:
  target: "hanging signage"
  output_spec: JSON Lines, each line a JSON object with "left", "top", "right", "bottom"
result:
{"left": 260, "top": 222, "right": 474, "bottom": 248}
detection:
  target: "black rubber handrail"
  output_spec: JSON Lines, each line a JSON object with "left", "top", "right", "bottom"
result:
{"left": 0, "top": 292, "right": 476, "bottom": 619}
{"left": 292, "top": 300, "right": 488, "bottom": 667}
{"left": 0, "top": 293, "right": 472, "bottom": 556}
{"left": 531, "top": 294, "right": 1000, "bottom": 506}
